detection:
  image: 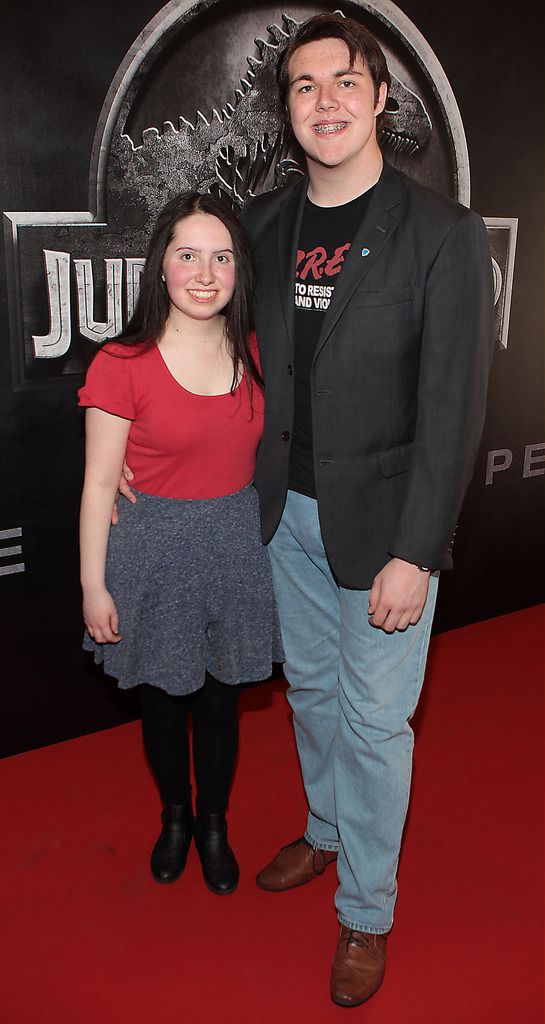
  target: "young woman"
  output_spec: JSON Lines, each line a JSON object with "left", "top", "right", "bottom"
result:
{"left": 78, "top": 192, "right": 283, "bottom": 895}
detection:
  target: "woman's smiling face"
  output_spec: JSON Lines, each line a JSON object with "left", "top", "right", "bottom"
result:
{"left": 162, "top": 212, "right": 236, "bottom": 324}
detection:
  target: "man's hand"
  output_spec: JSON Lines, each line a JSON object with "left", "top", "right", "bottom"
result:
{"left": 111, "top": 461, "right": 136, "bottom": 526}
{"left": 83, "top": 586, "right": 122, "bottom": 644}
{"left": 368, "top": 558, "right": 431, "bottom": 633}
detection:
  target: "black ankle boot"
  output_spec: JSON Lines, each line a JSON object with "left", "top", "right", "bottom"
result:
{"left": 195, "top": 813, "right": 239, "bottom": 895}
{"left": 150, "top": 804, "right": 194, "bottom": 883}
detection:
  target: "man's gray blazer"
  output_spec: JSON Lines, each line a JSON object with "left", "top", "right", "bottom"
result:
{"left": 242, "top": 161, "right": 495, "bottom": 589}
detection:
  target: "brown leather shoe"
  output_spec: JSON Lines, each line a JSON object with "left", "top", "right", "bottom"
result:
{"left": 256, "top": 837, "right": 337, "bottom": 891}
{"left": 330, "top": 925, "right": 387, "bottom": 1006}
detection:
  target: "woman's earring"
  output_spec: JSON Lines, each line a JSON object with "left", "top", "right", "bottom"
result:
{"left": 161, "top": 274, "right": 166, "bottom": 282}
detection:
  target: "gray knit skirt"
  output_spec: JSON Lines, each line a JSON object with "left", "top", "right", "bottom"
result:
{"left": 83, "top": 485, "right": 284, "bottom": 695}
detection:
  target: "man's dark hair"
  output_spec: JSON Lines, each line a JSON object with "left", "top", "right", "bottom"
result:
{"left": 112, "top": 191, "right": 261, "bottom": 395}
{"left": 276, "top": 12, "right": 391, "bottom": 111}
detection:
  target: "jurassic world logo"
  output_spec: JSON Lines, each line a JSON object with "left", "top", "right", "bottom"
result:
{"left": 3, "top": 1, "right": 517, "bottom": 391}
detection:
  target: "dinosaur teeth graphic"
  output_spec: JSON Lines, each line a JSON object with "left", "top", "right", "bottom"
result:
{"left": 264, "top": 22, "right": 290, "bottom": 45}
{"left": 111, "top": 13, "right": 432, "bottom": 214}
{"left": 381, "top": 128, "right": 420, "bottom": 154}
{"left": 379, "top": 77, "right": 431, "bottom": 158}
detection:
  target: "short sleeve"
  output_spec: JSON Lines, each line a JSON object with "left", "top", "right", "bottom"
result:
{"left": 78, "top": 345, "right": 136, "bottom": 420}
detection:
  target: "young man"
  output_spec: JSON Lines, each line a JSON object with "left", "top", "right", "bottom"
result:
{"left": 241, "top": 13, "right": 495, "bottom": 1007}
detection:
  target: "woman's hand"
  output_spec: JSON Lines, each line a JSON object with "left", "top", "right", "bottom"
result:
{"left": 83, "top": 586, "right": 122, "bottom": 644}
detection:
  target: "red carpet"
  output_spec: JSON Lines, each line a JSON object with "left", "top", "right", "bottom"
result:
{"left": 1, "top": 606, "right": 543, "bottom": 1023}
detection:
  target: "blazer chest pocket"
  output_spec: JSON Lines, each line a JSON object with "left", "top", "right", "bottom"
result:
{"left": 353, "top": 285, "right": 415, "bottom": 308}
{"left": 379, "top": 443, "right": 413, "bottom": 478}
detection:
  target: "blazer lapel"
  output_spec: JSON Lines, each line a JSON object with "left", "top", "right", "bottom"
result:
{"left": 313, "top": 163, "right": 406, "bottom": 360}
{"left": 276, "top": 178, "right": 307, "bottom": 345}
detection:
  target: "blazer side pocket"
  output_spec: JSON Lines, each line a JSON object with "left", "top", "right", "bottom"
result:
{"left": 353, "top": 286, "right": 415, "bottom": 308}
{"left": 379, "top": 443, "right": 413, "bottom": 477}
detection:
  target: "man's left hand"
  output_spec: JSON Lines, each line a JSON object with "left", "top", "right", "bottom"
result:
{"left": 368, "top": 558, "right": 430, "bottom": 633}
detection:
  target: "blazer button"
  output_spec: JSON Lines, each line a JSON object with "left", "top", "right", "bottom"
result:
{"left": 281, "top": 430, "right": 291, "bottom": 441}
{"left": 287, "top": 364, "right": 293, "bottom": 375}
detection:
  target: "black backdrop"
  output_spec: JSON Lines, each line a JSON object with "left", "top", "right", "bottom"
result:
{"left": 1, "top": 0, "right": 543, "bottom": 757}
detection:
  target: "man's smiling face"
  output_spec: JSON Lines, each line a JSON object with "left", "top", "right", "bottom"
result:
{"left": 287, "top": 37, "right": 387, "bottom": 176}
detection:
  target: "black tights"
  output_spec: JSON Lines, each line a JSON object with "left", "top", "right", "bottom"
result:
{"left": 140, "top": 674, "right": 239, "bottom": 816}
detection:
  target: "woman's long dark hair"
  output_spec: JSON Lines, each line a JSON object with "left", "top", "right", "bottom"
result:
{"left": 114, "top": 191, "right": 262, "bottom": 394}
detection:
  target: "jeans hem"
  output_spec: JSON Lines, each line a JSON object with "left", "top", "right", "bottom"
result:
{"left": 337, "top": 914, "right": 391, "bottom": 935}
{"left": 304, "top": 829, "right": 339, "bottom": 853}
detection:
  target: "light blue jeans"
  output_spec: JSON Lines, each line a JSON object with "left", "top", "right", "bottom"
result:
{"left": 268, "top": 490, "right": 438, "bottom": 934}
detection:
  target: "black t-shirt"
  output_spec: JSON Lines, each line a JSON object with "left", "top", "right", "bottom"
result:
{"left": 289, "top": 186, "right": 376, "bottom": 497}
